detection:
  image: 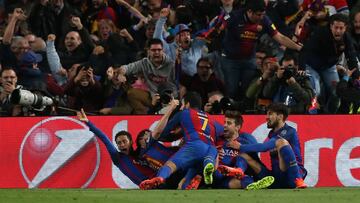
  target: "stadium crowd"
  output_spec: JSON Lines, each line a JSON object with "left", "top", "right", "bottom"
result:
{"left": 0, "top": 0, "right": 360, "bottom": 117}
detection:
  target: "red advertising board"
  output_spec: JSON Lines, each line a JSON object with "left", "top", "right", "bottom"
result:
{"left": 0, "top": 115, "right": 359, "bottom": 188}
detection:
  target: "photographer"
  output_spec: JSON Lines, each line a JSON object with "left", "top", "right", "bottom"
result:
{"left": 148, "top": 82, "right": 178, "bottom": 114}
{"left": 263, "top": 54, "right": 314, "bottom": 114}
{"left": 246, "top": 55, "right": 277, "bottom": 114}
{"left": 1, "top": 67, "right": 53, "bottom": 116}
{"left": 0, "top": 67, "right": 22, "bottom": 116}
{"left": 204, "top": 92, "right": 244, "bottom": 115}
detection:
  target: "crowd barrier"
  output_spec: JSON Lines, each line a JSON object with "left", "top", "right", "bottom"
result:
{"left": 0, "top": 115, "right": 359, "bottom": 188}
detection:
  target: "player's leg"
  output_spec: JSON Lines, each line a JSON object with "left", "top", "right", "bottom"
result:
{"left": 140, "top": 146, "right": 191, "bottom": 190}
{"left": 203, "top": 145, "right": 217, "bottom": 185}
{"left": 139, "top": 160, "right": 176, "bottom": 190}
{"left": 217, "top": 155, "right": 249, "bottom": 179}
{"left": 239, "top": 153, "right": 271, "bottom": 179}
{"left": 245, "top": 176, "right": 275, "bottom": 190}
{"left": 178, "top": 167, "right": 202, "bottom": 190}
{"left": 276, "top": 138, "right": 307, "bottom": 188}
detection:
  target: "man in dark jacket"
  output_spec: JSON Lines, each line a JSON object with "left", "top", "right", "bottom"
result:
{"left": 58, "top": 16, "right": 95, "bottom": 70}
{"left": 299, "top": 13, "right": 358, "bottom": 113}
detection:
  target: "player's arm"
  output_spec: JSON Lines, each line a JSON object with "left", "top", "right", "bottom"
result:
{"left": 158, "top": 110, "right": 182, "bottom": 140}
{"left": 77, "top": 109, "right": 120, "bottom": 163}
{"left": 152, "top": 99, "right": 179, "bottom": 140}
{"left": 227, "top": 137, "right": 277, "bottom": 153}
{"left": 213, "top": 120, "right": 224, "bottom": 142}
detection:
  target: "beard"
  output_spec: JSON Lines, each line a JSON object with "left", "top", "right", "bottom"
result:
{"left": 267, "top": 119, "right": 278, "bottom": 129}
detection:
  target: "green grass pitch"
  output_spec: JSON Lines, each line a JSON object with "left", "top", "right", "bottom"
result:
{"left": 1, "top": 188, "right": 359, "bottom": 203}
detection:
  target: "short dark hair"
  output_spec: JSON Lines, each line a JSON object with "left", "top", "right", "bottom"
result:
{"left": 329, "top": 13, "right": 349, "bottom": 26}
{"left": 183, "top": 91, "right": 202, "bottom": 109}
{"left": 267, "top": 103, "right": 289, "bottom": 120}
{"left": 0, "top": 67, "right": 17, "bottom": 76}
{"left": 280, "top": 54, "right": 298, "bottom": 66}
{"left": 225, "top": 110, "right": 244, "bottom": 126}
{"left": 246, "top": 0, "right": 266, "bottom": 12}
{"left": 196, "top": 57, "right": 213, "bottom": 68}
{"left": 175, "top": 5, "right": 193, "bottom": 25}
{"left": 115, "top": 130, "right": 134, "bottom": 153}
{"left": 148, "top": 38, "right": 163, "bottom": 48}
{"left": 136, "top": 129, "right": 151, "bottom": 148}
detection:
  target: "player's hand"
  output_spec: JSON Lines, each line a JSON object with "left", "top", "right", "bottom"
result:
{"left": 226, "top": 140, "right": 240, "bottom": 150}
{"left": 77, "top": 108, "right": 89, "bottom": 122}
{"left": 217, "top": 146, "right": 225, "bottom": 160}
{"left": 168, "top": 99, "right": 179, "bottom": 111}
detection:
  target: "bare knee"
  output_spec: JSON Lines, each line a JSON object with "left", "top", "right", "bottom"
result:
{"left": 165, "top": 161, "right": 177, "bottom": 173}
{"left": 228, "top": 178, "right": 242, "bottom": 189}
{"left": 275, "top": 138, "right": 289, "bottom": 149}
{"left": 239, "top": 153, "right": 262, "bottom": 174}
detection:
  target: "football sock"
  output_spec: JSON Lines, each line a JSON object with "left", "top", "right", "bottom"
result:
{"left": 279, "top": 145, "right": 302, "bottom": 182}
{"left": 157, "top": 165, "right": 172, "bottom": 180}
{"left": 235, "top": 156, "right": 248, "bottom": 171}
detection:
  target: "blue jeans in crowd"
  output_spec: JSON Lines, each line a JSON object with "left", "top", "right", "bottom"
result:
{"left": 306, "top": 64, "right": 340, "bottom": 113}
{"left": 221, "top": 57, "right": 257, "bottom": 100}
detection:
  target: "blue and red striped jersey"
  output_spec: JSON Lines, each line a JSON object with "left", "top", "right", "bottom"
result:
{"left": 160, "top": 108, "right": 218, "bottom": 145}
{"left": 140, "top": 137, "right": 178, "bottom": 170}
{"left": 86, "top": 121, "right": 156, "bottom": 185}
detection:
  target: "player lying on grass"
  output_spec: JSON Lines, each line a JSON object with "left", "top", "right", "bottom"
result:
{"left": 77, "top": 103, "right": 182, "bottom": 188}
{"left": 77, "top": 108, "right": 156, "bottom": 185}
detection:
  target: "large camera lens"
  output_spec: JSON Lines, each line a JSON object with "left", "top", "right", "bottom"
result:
{"left": 283, "top": 65, "right": 296, "bottom": 80}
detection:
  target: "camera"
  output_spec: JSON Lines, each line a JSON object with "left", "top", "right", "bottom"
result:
{"left": 10, "top": 89, "right": 54, "bottom": 111}
{"left": 210, "top": 97, "right": 244, "bottom": 114}
{"left": 283, "top": 65, "right": 296, "bottom": 80}
{"left": 159, "top": 90, "right": 173, "bottom": 104}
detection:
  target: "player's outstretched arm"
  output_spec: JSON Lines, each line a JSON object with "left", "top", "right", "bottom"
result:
{"left": 152, "top": 99, "right": 179, "bottom": 140}
{"left": 77, "top": 109, "right": 120, "bottom": 163}
{"left": 228, "top": 138, "right": 277, "bottom": 153}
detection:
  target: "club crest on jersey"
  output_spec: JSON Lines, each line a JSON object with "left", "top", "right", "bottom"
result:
{"left": 279, "top": 129, "right": 287, "bottom": 138}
